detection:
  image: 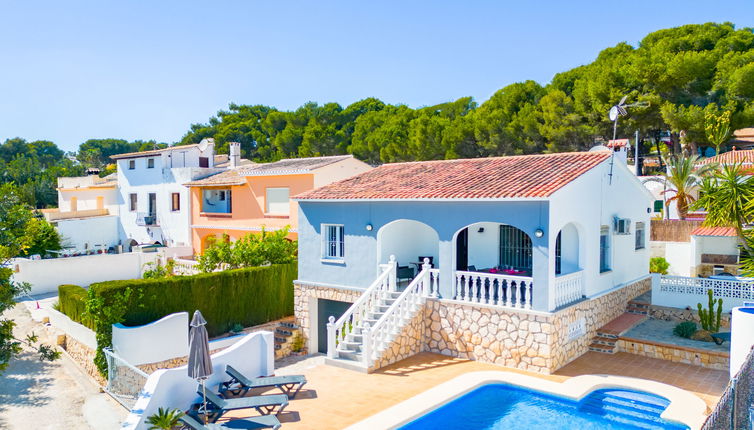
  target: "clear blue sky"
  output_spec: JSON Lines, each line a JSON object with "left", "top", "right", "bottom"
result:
{"left": 2, "top": 1, "right": 754, "bottom": 152}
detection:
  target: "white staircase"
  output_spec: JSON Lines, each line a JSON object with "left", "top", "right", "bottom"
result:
{"left": 326, "top": 257, "right": 439, "bottom": 371}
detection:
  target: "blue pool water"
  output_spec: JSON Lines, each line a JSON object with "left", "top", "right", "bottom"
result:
{"left": 398, "top": 384, "right": 688, "bottom": 430}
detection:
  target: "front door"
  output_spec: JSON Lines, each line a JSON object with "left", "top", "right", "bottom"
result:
{"left": 148, "top": 193, "right": 157, "bottom": 216}
{"left": 456, "top": 228, "right": 468, "bottom": 270}
{"left": 317, "top": 299, "right": 352, "bottom": 353}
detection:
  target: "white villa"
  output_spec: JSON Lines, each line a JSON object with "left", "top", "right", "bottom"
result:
{"left": 292, "top": 150, "right": 654, "bottom": 373}
{"left": 112, "top": 139, "right": 223, "bottom": 249}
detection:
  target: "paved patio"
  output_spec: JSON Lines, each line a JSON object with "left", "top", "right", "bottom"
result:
{"left": 622, "top": 319, "right": 730, "bottom": 354}
{"left": 218, "top": 351, "right": 728, "bottom": 430}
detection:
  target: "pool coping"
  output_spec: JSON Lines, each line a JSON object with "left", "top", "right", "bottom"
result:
{"left": 345, "top": 371, "right": 708, "bottom": 430}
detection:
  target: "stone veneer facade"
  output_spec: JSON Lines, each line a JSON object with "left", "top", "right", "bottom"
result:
{"left": 293, "top": 282, "right": 364, "bottom": 351}
{"left": 649, "top": 304, "right": 732, "bottom": 329}
{"left": 295, "top": 276, "right": 651, "bottom": 374}
{"left": 617, "top": 338, "right": 729, "bottom": 370}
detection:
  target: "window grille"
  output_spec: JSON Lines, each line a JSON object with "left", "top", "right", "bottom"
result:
{"left": 499, "top": 225, "right": 532, "bottom": 271}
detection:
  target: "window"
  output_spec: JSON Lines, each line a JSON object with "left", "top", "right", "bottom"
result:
{"left": 129, "top": 193, "right": 137, "bottom": 212}
{"left": 499, "top": 225, "right": 532, "bottom": 271}
{"left": 70, "top": 197, "right": 78, "bottom": 212}
{"left": 653, "top": 200, "right": 663, "bottom": 213}
{"left": 128, "top": 160, "right": 135, "bottom": 170}
{"left": 555, "top": 232, "right": 562, "bottom": 275}
{"left": 322, "top": 224, "right": 344, "bottom": 260}
{"left": 199, "top": 156, "right": 209, "bottom": 168}
{"left": 635, "top": 222, "right": 645, "bottom": 250}
{"left": 599, "top": 225, "right": 611, "bottom": 273}
{"left": 201, "top": 189, "right": 232, "bottom": 214}
{"left": 147, "top": 158, "right": 155, "bottom": 168}
{"left": 266, "top": 187, "right": 290, "bottom": 215}
{"left": 171, "top": 193, "right": 180, "bottom": 211}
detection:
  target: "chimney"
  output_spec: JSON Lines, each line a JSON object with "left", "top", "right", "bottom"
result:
{"left": 229, "top": 142, "right": 241, "bottom": 169}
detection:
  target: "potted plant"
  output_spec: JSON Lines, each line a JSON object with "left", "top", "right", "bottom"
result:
{"left": 145, "top": 407, "right": 183, "bottom": 430}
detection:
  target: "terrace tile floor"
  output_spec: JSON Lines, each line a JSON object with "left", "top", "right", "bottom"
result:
{"left": 218, "top": 351, "right": 728, "bottom": 430}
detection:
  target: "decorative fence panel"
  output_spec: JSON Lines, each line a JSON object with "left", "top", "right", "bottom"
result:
{"left": 702, "top": 346, "right": 754, "bottom": 430}
{"left": 653, "top": 274, "right": 754, "bottom": 312}
{"left": 650, "top": 219, "right": 704, "bottom": 242}
{"left": 553, "top": 270, "right": 584, "bottom": 309}
{"left": 103, "top": 347, "right": 149, "bottom": 410}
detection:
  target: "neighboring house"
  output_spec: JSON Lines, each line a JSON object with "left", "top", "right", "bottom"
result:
{"left": 293, "top": 151, "right": 653, "bottom": 373}
{"left": 185, "top": 150, "right": 372, "bottom": 255}
{"left": 698, "top": 147, "right": 754, "bottom": 168}
{"left": 41, "top": 173, "right": 121, "bottom": 253}
{"left": 729, "top": 127, "right": 754, "bottom": 150}
{"left": 111, "top": 139, "right": 223, "bottom": 249}
{"left": 689, "top": 226, "right": 741, "bottom": 277}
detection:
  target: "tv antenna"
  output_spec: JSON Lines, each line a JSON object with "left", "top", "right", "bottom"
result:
{"left": 608, "top": 95, "right": 649, "bottom": 184}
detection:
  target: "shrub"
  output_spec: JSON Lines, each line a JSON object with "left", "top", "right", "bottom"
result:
{"left": 58, "top": 284, "right": 94, "bottom": 329}
{"left": 146, "top": 407, "right": 183, "bottom": 430}
{"left": 673, "top": 321, "right": 697, "bottom": 338}
{"left": 649, "top": 257, "right": 670, "bottom": 275}
{"left": 698, "top": 288, "right": 723, "bottom": 332}
{"left": 86, "top": 261, "right": 297, "bottom": 374}
{"left": 197, "top": 228, "right": 297, "bottom": 273}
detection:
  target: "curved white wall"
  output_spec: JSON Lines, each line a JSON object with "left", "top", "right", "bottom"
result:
{"left": 112, "top": 312, "right": 189, "bottom": 366}
{"left": 122, "top": 331, "right": 275, "bottom": 430}
{"left": 559, "top": 223, "right": 580, "bottom": 274}
{"left": 730, "top": 306, "right": 754, "bottom": 378}
{"left": 378, "top": 220, "right": 439, "bottom": 267}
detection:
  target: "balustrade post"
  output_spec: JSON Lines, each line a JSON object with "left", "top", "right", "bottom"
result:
{"left": 496, "top": 280, "right": 503, "bottom": 306}
{"left": 422, "top": 258, "right": 431, "bottom": 297}
{"left": 464, "top": 275, "right": 471, "bottom": 302}
{"left": 525, "top": 282, "right": 532, "bottom": 310}
{"left": 431, "top": 272, "right": 439, "bottom": 298}
{"left": 327, "top": 316, "right": 336, "bottom": 359}
{"left": 362, "top": 323, "right": 372, "bottom": 367}
{"left": 388, "top": 255, "right": 397, "bottom": 291}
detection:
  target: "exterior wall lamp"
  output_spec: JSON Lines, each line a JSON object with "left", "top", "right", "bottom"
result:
{"left": 534, "top": 228, "right": 544, "bottom": 238}
{"left": 365, "top": 223, "right": 373, "bottom": 231}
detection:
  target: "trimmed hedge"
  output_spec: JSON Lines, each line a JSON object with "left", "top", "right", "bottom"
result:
{"left": 58, "top": 284, "right": 94, "bottom": 329}
{"left": 82, "top": 261, "right": 297, "bottom": 374}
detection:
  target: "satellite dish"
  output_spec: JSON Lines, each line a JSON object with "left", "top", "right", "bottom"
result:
{"left": 197, "top": 138, "right": 209, "bottom": 152}
{"left": 609, "top": 106, "right": 619, "bottom": 121}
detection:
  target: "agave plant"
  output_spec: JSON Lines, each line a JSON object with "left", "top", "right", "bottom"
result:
{"left": 146, "top": 407, "right": 184, "bottom": 430}
{"left": 645, "top": 154, "right": 714, "bottom": 219}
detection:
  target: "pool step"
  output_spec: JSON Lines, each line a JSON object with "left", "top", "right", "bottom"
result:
{"left": 579, "top": 389, "right": 682, "bottom": 430}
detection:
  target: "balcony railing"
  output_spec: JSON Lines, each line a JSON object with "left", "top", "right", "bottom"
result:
{"left": 553, "top": 270, "right": 584, "bottom": 309}
{"left": 136, "top": 212, "right": 159, "bottom": 226}
{"left": 453, "top": 270, "right": 532, "bottom": 309}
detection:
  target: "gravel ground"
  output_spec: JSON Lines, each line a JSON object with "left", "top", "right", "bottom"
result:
{"left": 0, "top": 304, "right": 126, "bottom": 429}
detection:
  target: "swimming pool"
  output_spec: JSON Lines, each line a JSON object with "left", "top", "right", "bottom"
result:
{"left": 398, "top": 383, "right": 688, "bottom": 430}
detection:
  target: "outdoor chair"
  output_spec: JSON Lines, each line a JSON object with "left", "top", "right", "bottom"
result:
{"left": 220, "top": 365, "right": 307, "bottom": 398}
{"left": 396, "top": 265, "right": 414, "bottom": 283}
{"left": 180, "top": 413, "right": 281, "bottom": 430}
{"left": 196, "top": 387, "right": 288, "bottom": 423}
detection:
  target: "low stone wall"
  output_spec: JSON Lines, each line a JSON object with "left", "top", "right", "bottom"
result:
{"left": 62, "top": 335, "right": 106, "bottom": 386}
{"left": 649, "top": 304, "right": 732, "bottom": 329}
{"left": 370, "top": 307, "right": 428, "bottom": 371}
{"left": 617, "top": 338, "right": 729, "bottom": 371}
{"left": 293, "top": 282, "right": 362, "bottom": 350}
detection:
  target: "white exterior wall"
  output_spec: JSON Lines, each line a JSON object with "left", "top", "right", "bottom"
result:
{"left": 112, "top": 312, "right": 189, "bottom": 366}
{"left": 116, "top": 146, "right": 221, "bottom": 247}
{"left": 467, "top": 222, "right": 501, "bottom": 270}
{"left": 55, "top": 215, "right": 120, "bottom": 252}
{"left": 123, "top": 331, "right": 275, "bottom": 430}
{"left": 12, "top": 252, "right": 159, "bottom": 295}
{"left": 47, "top": 308, "right": 97, "bottom": 349}
{"left": 312, "top": 156, "right": 374, "bottom": 188}
{"left": 692, "top": 235, "right": 740, "bottom": 267}
{"left": 548, "top": 159, "right": 653, "bottom": 301}
{"left": 377, "top": 220, "right": 440, "bottom": 267}
{"left": 640, "top": 177, "right": 680, "bottom": 219}
{"left": 58, "top": 187, "right": 119, "bottom": 214}
{"left": 651, "top": 241, "right": 692, "bottom": 276}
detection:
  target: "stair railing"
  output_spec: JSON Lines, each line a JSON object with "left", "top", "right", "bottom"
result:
{"left": 362, "top": 258, "right": 440, "bottom": 367}
{"left": 327, "top": 255, "right": 397, "bottom": 359}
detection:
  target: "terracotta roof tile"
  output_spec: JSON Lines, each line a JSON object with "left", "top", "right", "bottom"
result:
{"left": 296, "top": 152, "right": 610, "bottom": 200}
{"left": 698, "top": 150, "right": 754, "bottom": 166}
{"left": 240, "top": 155, "right": 354, "bottom": 175}
{"left": 185, "top": 170, "right": 245, "bottom": 187}
{"left": 690, "top": 226, "right": 738, "bottom": 237}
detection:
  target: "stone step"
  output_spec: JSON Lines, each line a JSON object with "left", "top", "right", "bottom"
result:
{"left": 324, "top": 357, "right": 369, "bottom": 373}
{"left": 274, "top": 337, "right": 288, "bottom": 344}
{"left": 589, "top": 342, "right": 617, "bottom": 354}
{"left": 338, "top": 340, "right": 362, "bottom": 351}
{"left": 597, "top": 313, "right": 647, "bottom": 338}
{"left": 279, "top": 321, "right": 299, "bottom": 330}
{"left": 336, "top": 349, "right": 363, "bottom": 362}
{"left": 593, "top": 336, "right": 617, "bottom": 346}
{"left": 275, "top": 328, "right": 293, "bottom": 337}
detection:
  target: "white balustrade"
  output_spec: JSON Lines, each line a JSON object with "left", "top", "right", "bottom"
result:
{"left": 326, "top": 255, "right": 396, "bottom": 359}
{"left": 453, "top": 270, "right": 532, "bottom": 310}
{"left": 553, "top": 270, "right": 584, "bottom": 309}
{"left": 361, "top": 259, "right": 439, "bottom": 367}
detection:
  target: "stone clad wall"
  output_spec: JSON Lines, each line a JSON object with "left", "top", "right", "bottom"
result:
{"left": 649, "top": 304, "right": 732, "bottom": 329}
{"left": 549, "top": 276, "right": 652, "bottom": 370}
{"left": 370, "top": 306, "right": 428, "bottom": 371}
{"left": 617, "top": 339, "right": 729, "bottom": 370}
{"left": 293, "top": 282, "right": 362, "bottom": 349}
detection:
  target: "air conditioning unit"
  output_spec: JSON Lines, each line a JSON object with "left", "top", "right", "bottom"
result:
{"left": 614, "top": 217, "right": 631, "bottom": 235}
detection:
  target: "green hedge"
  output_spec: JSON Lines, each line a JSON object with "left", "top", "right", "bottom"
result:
{"left": 86, "top": 261, "right": 297, "bottom": 374}
{"left": 58, "top": 284, "right": 94, "bottom": 329}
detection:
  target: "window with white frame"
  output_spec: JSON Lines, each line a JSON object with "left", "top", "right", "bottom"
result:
{"left": 599, "top": 225, "right": 611, "bottom": 273}
{"left": 128, "top": 159, "right": 135, "bottom": 170}
{"left": 635, "top": 222, "right": 646, "bottom": 250}
{"left": 266, "top": 187, "right": 290, "bottom": 215}
{"left": 147, "top": 158, "right": 155, "bottom": 168}
{"left": 322, "top": 224, "right": 344, "bottom": 260}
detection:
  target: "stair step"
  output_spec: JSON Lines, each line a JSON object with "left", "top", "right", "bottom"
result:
{"left": 337, "top": 349, "right": 363, "bottom": 362}
{"left": 596, "top": 332, "right": 620, "bottom": 340}
{"left": 274, "top": 337, "right": 288, "bottom": 343}
{"left": 589, "top": 342, "right": 617, "bottom": 354}
{"left": 275, "top": 328, "right": 293, "bottom": 336}
{"left": 593, "top": 336, "right": 617, "bottom": 346}
{"left": 279, "top": 321, "right": 299, "bottom": 329}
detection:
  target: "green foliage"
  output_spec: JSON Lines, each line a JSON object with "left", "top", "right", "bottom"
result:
{"left": 673, "top": 321, "right": 698, "bottom": 339}
{"left": 230, "top": 323, "right": 244, "bottom": 333}
{"left": 649, "top": 257, "right": 670, "bottom": 275}
{"left": 85, "top": 262, "right": 296, "bottom": 374}
{"left": 697, "top": 289, "right": 723, "bottom": 332}
{"left": 290, "top": 332, "right": 304, "bottom": 352}
{"left": 197, "top": 228, "right": 297, "bottom": 273}
{"left": 646, "top": 154, "right": 713, "bottom": 219}
{"left": 705, "top": 110, "right": 732, "bottom": 153}
{"left": 58, "top": 285, "right": 93, "bottom": 329}
{"left": 142, "top": 260, "right": 176, "bottom": 280}
{"left": 145, "top": 407, "right": 183, "bottom": 430}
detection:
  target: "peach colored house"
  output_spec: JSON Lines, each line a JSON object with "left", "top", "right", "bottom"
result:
{"left": 185, "top": 155, "right": 372, "bottom": 255}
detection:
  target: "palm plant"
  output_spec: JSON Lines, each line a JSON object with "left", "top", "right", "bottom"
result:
{"left": 145, "top": 407, "right": 183, "bottom": 430}
{"left": 646, "top": 154, "right": 713, "bottom": 220}
{"left": 693, "top": 162, "right": 754, "bottom": 254}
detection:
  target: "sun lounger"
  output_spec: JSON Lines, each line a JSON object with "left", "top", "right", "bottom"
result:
{"left": 197, "top": 388, "right": 288, "bottom": 423}
{"left": 220, "top": 365, "right": 307, "bottom": 398}
{"left": 180, "top": 413, "right": 281, "bottom": 430}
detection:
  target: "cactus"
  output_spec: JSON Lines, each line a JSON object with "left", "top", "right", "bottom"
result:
{"left": 697, "top": 289, "right": 723, "bottom": 332}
